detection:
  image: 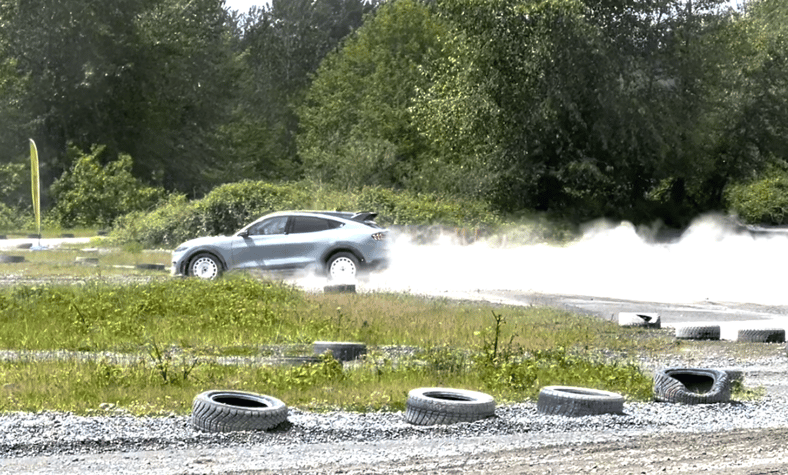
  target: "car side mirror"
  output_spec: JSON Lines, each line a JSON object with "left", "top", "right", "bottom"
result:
{"left": 238, "top": 230, "right": 250, "bottom": 238}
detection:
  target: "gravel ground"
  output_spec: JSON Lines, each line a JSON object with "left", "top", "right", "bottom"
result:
{"left": 2, "top": 263, "right": 788, "bottom": 473}
{"left": 2, "top": 351, "right": 788, "bottom": 474}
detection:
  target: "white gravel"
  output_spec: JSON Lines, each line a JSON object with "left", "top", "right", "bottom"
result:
{"left": 2, "top": 355, "right": 787, "bottom": 474}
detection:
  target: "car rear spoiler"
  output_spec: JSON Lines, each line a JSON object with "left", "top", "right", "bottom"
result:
{"left": 350, "top": 212, "right": 378, "bottom": 223}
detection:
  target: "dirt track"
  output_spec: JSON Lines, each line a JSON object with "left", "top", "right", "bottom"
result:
{"left": 240, "top": 427, "right": 788, "bottom": 474}
{"left": 13, "top": 426, "right": 782, "bottom": 474}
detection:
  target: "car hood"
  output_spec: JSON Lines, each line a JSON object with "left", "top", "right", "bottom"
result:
{"left": 176, "top": 235, "right": 232, "bottom": 250}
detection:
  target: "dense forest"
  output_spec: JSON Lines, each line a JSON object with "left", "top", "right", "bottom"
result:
{"left": 0, "top": 0, "right": 786, "bottom": 228}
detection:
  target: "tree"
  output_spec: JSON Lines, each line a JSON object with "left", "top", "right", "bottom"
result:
{"left": 0, "top": 0, "right": 237, "bottom": 192}
{"left": 219, "top": 0, "right": 380, "bottom": 183}
{"left": 412, "top": 0, "right": 737, "bottom": 224}
{"left": 716, "top": 0, "right": 788, "bottom": 177}
{"left": 297, "top": 0, "right": 447, "bottom": 190}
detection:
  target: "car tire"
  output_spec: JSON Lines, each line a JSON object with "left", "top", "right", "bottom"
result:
{"left": 653, "top": 367, "right": 731, "bottom": 404}
{"left": 675, "top": 325, "right": 721, "bottom": 340}
{"left": 404, "top": 387, "right": 495, "bottom": 426}
{"left": 736, "top": 328, "right": 785, "bottom": 343}
{"left": 191, "top": 390, "right": 288, "bottom": 432}
{"left": 326, "top": 252, "right": 359, "bottom": 282}
{"left": 0, "top": 255, "right": 24, "bottom": 263}
{"left": 188, "top": 253, "right": 222, "bottom": 280}
{"left": 536, "top": 386, "right": 625, "bottom": 417}
{"left": 313, "top": 341, "right": 367, "bottom": 362}
{"left": 618, "top": 312, "right": 661, "bottom": 328}
{"left": 75, "top": 256, "right": 99, "bottom": 266}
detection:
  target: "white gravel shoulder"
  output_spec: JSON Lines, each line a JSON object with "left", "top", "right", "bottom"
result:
{"left": 2, "top": 355, "right": 788, "bottom": 474}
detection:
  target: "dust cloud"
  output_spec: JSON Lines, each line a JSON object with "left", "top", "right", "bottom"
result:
{"left": 363, "top": 214, "right": 788, "bottom": 306}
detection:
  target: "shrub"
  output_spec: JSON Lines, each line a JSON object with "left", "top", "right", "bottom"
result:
{"left": 0, "top": 202, "right": 20, "bottom": 231}
{"left": 0, "top": 162, "right": 27, "bottom": 210}
{"left": 357, "top": 186, "right": 500, "bottom": 228}
{"left": 724, "top": 166, "right": 788, "bottom": 225}
{"left": 194, "top": 181, "right": 313, "bottom": 235}
{"left": 111, "top": 180, "right": 501, "bottom": 247}
{"left": 49, "top": 145, "right": 167, "bottom": 228}
{"left": 111, "top": 194, "right": 202, "bottom": 248}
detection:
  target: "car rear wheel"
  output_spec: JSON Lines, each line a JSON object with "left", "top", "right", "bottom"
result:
{"left": 189, "top": 253, "right": 221, "bottom": 279}
{"left": 327, "top": 252, "right": 359, "bottom": 281}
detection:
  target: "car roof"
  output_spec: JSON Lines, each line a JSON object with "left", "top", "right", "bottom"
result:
{"left": 263, "top": 210, "right": 379, "bottom": 224}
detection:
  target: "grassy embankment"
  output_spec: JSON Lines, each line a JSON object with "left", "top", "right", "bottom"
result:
{"left": 0, "top": 274, "right": 681, "bottom": 415}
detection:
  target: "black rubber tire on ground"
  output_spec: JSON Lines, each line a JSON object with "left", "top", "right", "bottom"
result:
{"left": 675, "top": 325, "right": 721, "bottom": 340}
{"left": 191, "top": 390, "right": 288, "bottom": 432}
{"left": 0, "top": 255, "right": 24, "bottom": 263}
{"left": 653, "top": 367, "right": 731, "bottom": 404}
{"left": 135, "top": 263, "right": 166, "bottom": 271}
{"left": 405, "top": 387, "right": 496, "bottom": 426}
{"left": 536, "top": 386, "right": 625, "bottom": 417}
{"left": 618, "top": 312, "right": 661, "bottom": 329}
{"left": 313, "top": 341, "right": 367, "bottom": 362}
{"left": 188, "top": 253, "right": 222, "bottom": 280}
{"left": 736, "top": 328, "right": 785, "bottom": 343}
{"left": 323, "top": 284, "right": 356, "bottom": 293}
{"left": 75, "top": 256, "right": 99, "bottom": 266}
{"left": 326, "top": 252, "right": 359, "bottom": 281}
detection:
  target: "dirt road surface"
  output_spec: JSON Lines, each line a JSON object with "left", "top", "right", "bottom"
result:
{"left": 7, "top": 427, "right": 787, "bottom": 474}
{"left": 244, "top": 428, "right": 788, "bottom": 474}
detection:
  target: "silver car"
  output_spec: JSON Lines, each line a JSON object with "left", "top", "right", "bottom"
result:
{"left": 171, "top": 211, "right": 389, "bottom": 281}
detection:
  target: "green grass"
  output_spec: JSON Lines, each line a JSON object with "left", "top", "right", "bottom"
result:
{"left": 0, "top": 347, "right": 653, "bottom": 415}
{"left": 0, "top": 275, "right": 672, "bottom": 354}
{"left": 1, "top": 227, "right": 102, "bottom": 238}
{"left": 0, "top": 274, "right": 675, "bottom": 414}
{"left": 0, "top": 247, "right": 170, "bottom": 279}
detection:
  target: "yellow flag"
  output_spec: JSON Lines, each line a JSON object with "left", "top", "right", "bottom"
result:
{"left": 29, "top": 139, "right": 40, "bottom": 236}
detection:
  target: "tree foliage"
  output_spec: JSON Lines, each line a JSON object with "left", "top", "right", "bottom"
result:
{"left": 0, "top": 0, "right": 786, "bottom": 227}
{"left": 298, "top": 0, "right": 446, "bottom": 190}
{"left": 49, "top": 145, "right": 167, "bottom": 228}
{"left": 296, "top": 0, "right": 788, "bottom": 225}
{"left": 411, "top": 0, "right": 741, "bottom": 223}
{"left": 218, "top": 0, "right": 381, "bottom": 184}
{"left": 0, "top": 0, "right": 236, "bottom": 191}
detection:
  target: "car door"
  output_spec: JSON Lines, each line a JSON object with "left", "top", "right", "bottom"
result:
{"left": 266, "top": 216, "right": 341, "bottom": 269}
{"left": 230, "top": 215, "right": 291, "bottom": 270}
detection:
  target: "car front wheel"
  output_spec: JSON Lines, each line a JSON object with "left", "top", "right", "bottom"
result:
{"left": 188, "top": 253, "right": 222, "bottom": 279}
{"left": 326, "top": 252, "right": 359, "bottom": 282}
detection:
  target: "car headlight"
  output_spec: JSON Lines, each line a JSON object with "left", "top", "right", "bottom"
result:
{"left": 372, "top": 232, "right": 386, "bottom": 241}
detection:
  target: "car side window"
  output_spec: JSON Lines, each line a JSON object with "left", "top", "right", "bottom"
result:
{"left": 249, "top": 216, "right": 288, "bottom": 236}
{"left": 291, "top": 217, "right": 341, "bottom": 233}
